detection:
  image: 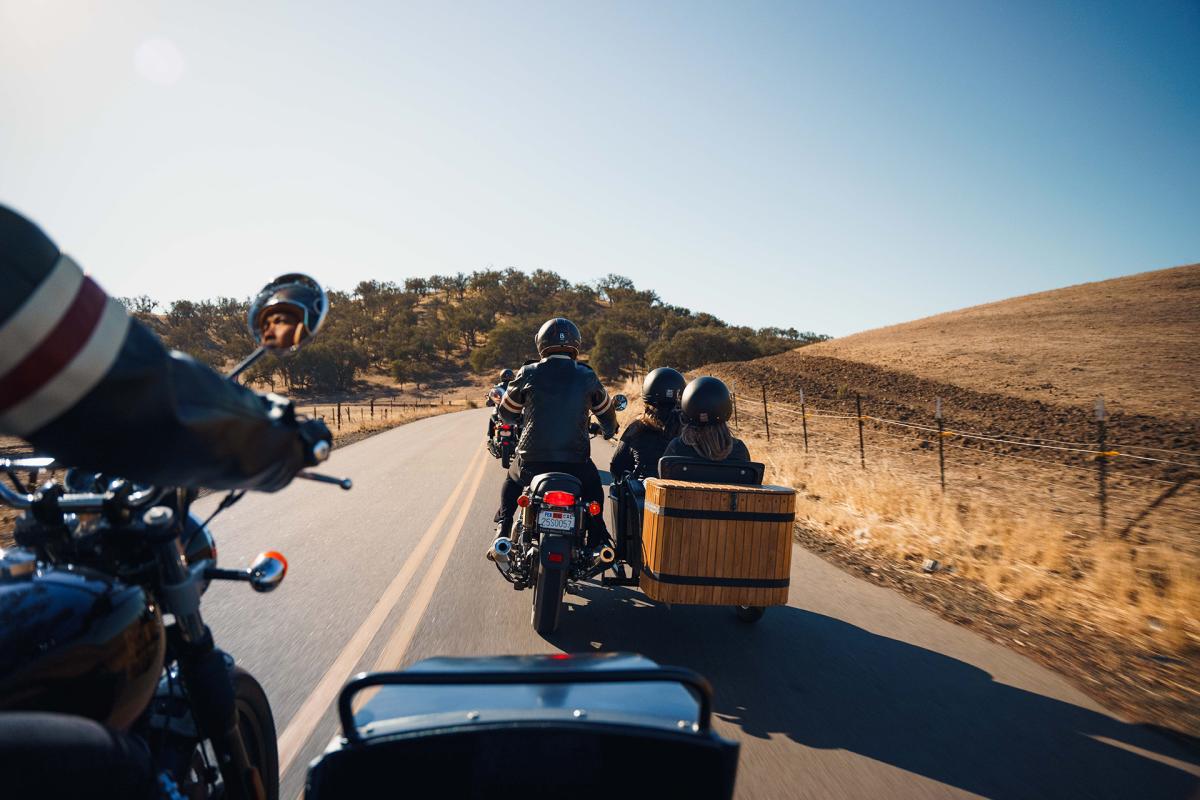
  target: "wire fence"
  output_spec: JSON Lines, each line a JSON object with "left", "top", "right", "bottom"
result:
{"left": 305, "top": 395, "right": 473, "bottom": 432}
{"left": 727, "top": 382, "right": 1199, "bottom": 543}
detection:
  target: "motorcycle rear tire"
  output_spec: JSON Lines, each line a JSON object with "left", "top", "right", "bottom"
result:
{"left": 531, "top": 559, "right": 565, "bottom": 635}
{"left": 501, "top": 448, "right": 511, "bottom": 469}
{"left": 232, "top": 667, "right": 279, "bottom": 800}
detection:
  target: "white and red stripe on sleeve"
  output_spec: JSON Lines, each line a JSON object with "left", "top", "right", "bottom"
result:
{"left": 0, "top": 254, "right": 130, "bottom": 436}
{"left": 592, "top": 389, "right": 614, "bottom": 416}
{"left": 500, "top": 389, "right": 525, "bottom": 414}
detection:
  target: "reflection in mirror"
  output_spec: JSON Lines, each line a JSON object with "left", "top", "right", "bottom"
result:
{"left": 248, "top": 274, "right": 328, "bottom": 353}
{"left": 613, "top": 394, "right": 628, "bottom": 412}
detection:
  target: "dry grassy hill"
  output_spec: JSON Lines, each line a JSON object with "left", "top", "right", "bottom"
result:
{"left": 802, "top": 264, "right": 1200, "bottom": 418}
{"left": 699, "top": 263, "right": 1200, "bottom": 736}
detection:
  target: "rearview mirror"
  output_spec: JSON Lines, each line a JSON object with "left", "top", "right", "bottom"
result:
{"left": 248, "top": 273, "right": 328, "bottom": 353}
{"left": 613, "top": 394, "right": 628, "bottom": 412}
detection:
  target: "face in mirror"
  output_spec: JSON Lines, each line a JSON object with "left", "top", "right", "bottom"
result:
{"left": 248, "top": 274, "right": 328, "bottom": 353}
{"left": 613, "top": 394, "right": 628, "bottom": 412}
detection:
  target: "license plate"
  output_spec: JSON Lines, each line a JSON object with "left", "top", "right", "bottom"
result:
{"left": 537, "top": 509, "right": 575, "bottom": 530}
{"left": 499, "top": 430, "right": 511, "bottom": 437}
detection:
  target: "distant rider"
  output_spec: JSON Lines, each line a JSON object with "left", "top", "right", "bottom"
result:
{"left": 494, "top": 318, "right": 618, "bottom": 550}
{"left": 609, "top": 366, "right": 685, "bottom": 479}
{"left": 0, "top": 204, "right": 331, "bottom": 799}
{"left": 663, "top": 376, "right": 751, "bottom": 463}
{"left": 485, "top": 368, "right": 516, "bottom": 442}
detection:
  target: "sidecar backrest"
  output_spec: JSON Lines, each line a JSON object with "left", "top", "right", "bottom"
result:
{"left": 305, "top": 723, "right": 739, "bottom": 799}
{"left": 657, "top": 457, "right": 765, "bottom": 486}
{"left": 528, "top": 472, "right": 583, "bottom": 498}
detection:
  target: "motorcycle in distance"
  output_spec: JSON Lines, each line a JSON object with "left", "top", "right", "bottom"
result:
{"left": 484, "top": 385, "right": 521, "bottom": 469}
{"left": 488, "top": 396, "right": 628, "bottom": 635}
{"left": 0, "top": 274, "right": 352, "bottom": 800}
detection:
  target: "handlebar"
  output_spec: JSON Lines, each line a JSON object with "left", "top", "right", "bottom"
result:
{"left": 0, "top": 459, "right": 163, "bottom": 512}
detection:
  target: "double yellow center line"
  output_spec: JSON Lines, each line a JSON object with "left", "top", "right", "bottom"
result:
{"left": 277, "top": 445, "right": 491, "bottom": 777}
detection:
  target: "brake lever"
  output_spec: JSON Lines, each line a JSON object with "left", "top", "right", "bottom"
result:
{"left": 297, "top": 471, "right": 353, "bottom": 490}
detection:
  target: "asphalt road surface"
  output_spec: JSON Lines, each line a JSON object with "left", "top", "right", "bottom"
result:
{"left": 200, "top": 409, "right": 1200, "bottom": 799}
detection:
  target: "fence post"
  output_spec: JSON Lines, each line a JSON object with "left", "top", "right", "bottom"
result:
{"left": 1096, "top": 396, "right": 1108, "bottom": 535}
{"left": 856, "top": 393, "right": 865, "bottom": 469}
{"left": 799, "top": 388, "right": 809, "bottom": 452}
{"left": 936, "top": 396, "right": 945, "bottom": 491}
{"left": 761, "top": 385, "right": 771, "bottom": 441}
{"left": 370, "top": 398, "right": 375, "bottom": 419}
{"left": 336, "top": 402, "right": 342, "bottom": 430}
{"left": 731, "top": 381, "right": 739, "bottom": 429}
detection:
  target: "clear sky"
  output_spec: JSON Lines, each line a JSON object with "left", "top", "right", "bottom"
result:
{"left": 2, "top": 1, "right": 1197, "bottom": 337}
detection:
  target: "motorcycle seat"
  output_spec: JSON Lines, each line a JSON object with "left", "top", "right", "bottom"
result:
{"left": 528, "top": 472, "right": 582, "bottom": 498}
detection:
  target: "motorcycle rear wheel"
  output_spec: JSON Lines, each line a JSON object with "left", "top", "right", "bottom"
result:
{"left": 531, "top": 559, "right": 565, "bottom": 635}
{"left": 501, "top": 447, "right": 511, "bottom": 469}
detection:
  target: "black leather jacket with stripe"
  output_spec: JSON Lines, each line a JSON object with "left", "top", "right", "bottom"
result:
{"left": 498, "top": 355, "right": 617, "bottom": 463}
{"left": 0, "top": 205, "right": 317, "bottom": 491}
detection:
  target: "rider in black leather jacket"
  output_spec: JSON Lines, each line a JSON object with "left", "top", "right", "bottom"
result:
{"left": 0, "top": 204, "right": 329, "bottom": 489}
{"left": 495, "top": 318, "right": 617, "bottom": 548}
{"left": 0, "top": 204, "right": 330, "bottom": 798}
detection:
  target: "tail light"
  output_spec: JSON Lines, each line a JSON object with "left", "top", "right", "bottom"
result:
{"left": 587, "top": 501, "right": 602, "bottom": 516}
{"left": 543, "top": 490, "right": 576, "bottom": 507}
{"left": 517, "top": 494, "right": 532, "bottom": 508}
{"left": 500, "top": 424, "right": 512, "bottom": 431}
{"left": 548, "top": 552, "right": 565, "bottom": 564}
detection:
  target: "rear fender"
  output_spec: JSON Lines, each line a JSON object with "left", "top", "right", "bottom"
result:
{"left": 538, "top": 531, "right": 573, "bottom": 570}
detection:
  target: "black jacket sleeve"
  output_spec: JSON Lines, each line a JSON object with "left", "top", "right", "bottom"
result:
{"left": 1, "top": 205, "right": 322, "bottom": 491}
{"left": 609, "top": 421, "right": 642, "bottom": 479}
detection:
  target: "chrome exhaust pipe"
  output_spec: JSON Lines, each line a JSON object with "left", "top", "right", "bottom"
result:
{"left": 488, "top": 537, "right": 514, "bottom": 570}
{"left": 592, "top": 545, "right": 616, "bottom": 567}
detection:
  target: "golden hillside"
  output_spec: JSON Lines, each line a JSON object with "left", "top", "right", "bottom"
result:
{"left": 802, "top": 264, "right": 1200, "bottom": 418}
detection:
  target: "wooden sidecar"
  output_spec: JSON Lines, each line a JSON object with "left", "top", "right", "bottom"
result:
{"left": 607, "top": 457, "right": 796, "bottom": 620}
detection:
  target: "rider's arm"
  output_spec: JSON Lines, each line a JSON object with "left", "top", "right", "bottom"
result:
{"left": 0, "top": 205, "right": 326, "bottom": 491}
{"left": 496, "top": 370, "right": 528, "bottom": 424}
{"left": 587, "top": 377, "right": 618, "bottom": 439}
{"left": 608, "top": 422, "right": 639, "bottom": 478}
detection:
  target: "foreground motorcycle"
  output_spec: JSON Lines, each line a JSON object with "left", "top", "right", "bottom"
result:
{"left": 306, "top": 652, "right": 739, "bottom": 799}
{"left": 0, "top": 274, "right": 350, "bottom": 800}
{"left": 489, "top": 400, "right": 626, "bottom": 635}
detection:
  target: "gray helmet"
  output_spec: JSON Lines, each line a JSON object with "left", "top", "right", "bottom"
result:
{"left": 499, "top": 368, "right": 515, "bottom": 382}
{"left": 535, "top": 317, "right": 582, "bottom": 358}
{"left": 248, "top": 274, "right": 328, "bottom": 346}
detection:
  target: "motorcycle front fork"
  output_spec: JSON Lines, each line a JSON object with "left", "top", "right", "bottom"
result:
{"left": 158, "top": 538, "right": 266, "bottom": 800}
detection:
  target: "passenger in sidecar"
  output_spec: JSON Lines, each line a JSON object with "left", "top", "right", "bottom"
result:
{"left": 305, "top": 653, "right": 739, "bottom": 800}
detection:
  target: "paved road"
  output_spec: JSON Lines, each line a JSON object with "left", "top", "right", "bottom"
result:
{"left": 200, "top": 408, "right": 1200, "bottom": 799}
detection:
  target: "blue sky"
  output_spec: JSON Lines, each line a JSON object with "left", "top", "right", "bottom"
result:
{"left": 2, "top": 1, "right": 1197, "bottom": 337}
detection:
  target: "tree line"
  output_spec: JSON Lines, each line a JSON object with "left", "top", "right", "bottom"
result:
{"left": 119, "top": 270, "right": 828, "bottom": 393}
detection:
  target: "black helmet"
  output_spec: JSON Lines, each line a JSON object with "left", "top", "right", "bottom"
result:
{"left": 248, "top": 273, "right": 328, "bottom": 348}
{"left": 681, "top": 376, "right": 733, "bottom": 425}
{"left": 535, "top": 317, "right": 582, "bottom": 357}
{"left": 499, "top": 369, "right": 515, "bottom": 382}
{"left": 642, "top": 367, "right": 685, "bottom": 409}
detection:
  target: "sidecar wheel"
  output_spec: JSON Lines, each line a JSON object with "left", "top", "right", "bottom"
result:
{"left": 735, "top": 605, "right": 765, "bottom": 624}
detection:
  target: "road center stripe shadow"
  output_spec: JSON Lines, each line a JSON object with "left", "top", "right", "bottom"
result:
{"left": 276, "top": 445, "right": 489, "bottom": 775}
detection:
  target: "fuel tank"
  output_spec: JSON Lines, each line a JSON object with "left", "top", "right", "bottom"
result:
{"left": 0, "top": 550, "right": 165, "bottom": 730}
